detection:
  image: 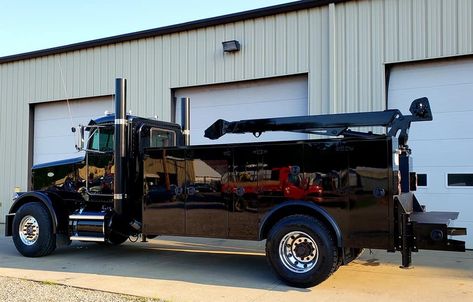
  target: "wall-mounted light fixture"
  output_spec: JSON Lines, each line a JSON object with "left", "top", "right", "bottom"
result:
{"left": 222, "top": 40, "right": 240, "bottom": 53}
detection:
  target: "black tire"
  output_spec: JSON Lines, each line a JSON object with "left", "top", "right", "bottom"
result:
{"left": 334, "top": 252, "right": 343, "bottom": 272}
{"left": 12, "top": 202, "right": 56, "bottom": 257}
{"left": 266, "top": 215, "right": 338, "bottom": 288}
{"left": 334, "top": 247, "right": 364, "bottom": 271}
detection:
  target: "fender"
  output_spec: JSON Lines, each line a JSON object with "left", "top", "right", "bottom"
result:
{"left": 7, "top": 191, "right": 59, "bottom": 235}
{"left": 258, "top": 201, "right": 343, "bottom": 247}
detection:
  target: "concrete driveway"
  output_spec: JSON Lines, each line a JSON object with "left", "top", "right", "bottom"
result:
{"left": 0, "top": 225, "right": 472, "bottom": 302}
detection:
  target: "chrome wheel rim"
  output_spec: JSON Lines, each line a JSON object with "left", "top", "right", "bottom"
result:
{"left": 19, "top": 215, "right": 39, "bottom": 245}
{"left": 279, "top": 231, "right": 318, "bottom": 273}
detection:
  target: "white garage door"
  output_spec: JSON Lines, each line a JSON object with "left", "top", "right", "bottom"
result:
{"left": 174, "top": 75, "right": 308, "bottom": 145}
{"left": 388, "top": 57, "right": 473, "bottom": 248}
{"left": 34, "top": 96, "right": 113, "bottom": 165}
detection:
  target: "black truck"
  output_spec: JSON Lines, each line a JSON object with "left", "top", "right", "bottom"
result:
{"left": 5, "top": 79, "right": 466, "bottom": 287}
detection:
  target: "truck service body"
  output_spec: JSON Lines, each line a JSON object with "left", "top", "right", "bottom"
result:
{"left": 5, "top": 79, "right": 466, "bottom": 287}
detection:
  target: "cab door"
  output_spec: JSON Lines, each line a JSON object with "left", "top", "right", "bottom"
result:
{"left": 142, "top": 128, "right": 186, "bottom": 236}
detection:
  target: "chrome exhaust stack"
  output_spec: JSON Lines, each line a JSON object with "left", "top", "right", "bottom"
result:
{"left": 181, "top": 97, "right": 191, "bottom": 146}
{"left": 114, "top": 78, "right": 127, "bottom": 215}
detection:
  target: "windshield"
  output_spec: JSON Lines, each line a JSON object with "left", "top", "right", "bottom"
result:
{"left": 88, "top": 126, "right": 114, "bottom": 152}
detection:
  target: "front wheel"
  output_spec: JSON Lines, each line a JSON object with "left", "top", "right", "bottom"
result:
{"left": 12, "top": 202, "right": 56, "bottom": 257}
{"left": 266, "top": 215, "right": 338, "bottom": 288}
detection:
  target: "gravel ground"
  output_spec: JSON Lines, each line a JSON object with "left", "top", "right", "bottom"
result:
{"left": 0, "top": 276, "right": 162, "bottom": 302}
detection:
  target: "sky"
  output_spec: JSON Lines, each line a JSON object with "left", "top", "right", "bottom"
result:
{"left": 0, "top": 0, "right": 293, "bottom": 57}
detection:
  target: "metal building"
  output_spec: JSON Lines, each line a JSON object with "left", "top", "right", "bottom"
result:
{"left": 0, "top": 0, "right": 472, "bottom": 246}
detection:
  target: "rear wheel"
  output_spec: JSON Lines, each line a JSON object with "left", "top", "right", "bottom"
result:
{"left": 12, "top": 202, "right": 56, "bottom": 257}
{"left": 266, "top": 215, "right": 338, "bottom": 288}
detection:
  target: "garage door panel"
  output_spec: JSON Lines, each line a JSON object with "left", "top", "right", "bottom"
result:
{"left": 188, "top": 76, "right": 308, "bottom": 104}
{"left": 424, "top": 112, "right": 473, "bottom": 139}
{"left": 35, "top": 106, "right": 70, "bottom": 121}
{"left": 191, "top": 97, "right": 307, "bottom": 122}
{"left": 175, "top": 75, "right": 308, "bottom": 146}
{"left": 193, "top": 96, "right": 307, "bottom": 111}
{"left": 34, "top": 96, "right": 112, "bottom": 165}
{"left": 388, "top": 84, "right": 473, "bottom": 114}
{"left": 191, "top": 97, "right": 307, "bottom": 132}
{"left": 408, "top": 112, "right": 473, "bottom": 141}
{"left": 35, "top": 136, "right": 77, "bottom": 153}
{"left": 411, "top": 139, "right": 473, "bottom": 168}
{"left": 34, "top": 119, "right": 76, "bottom": 137}
{"left": 389, "top": 59, "right": 473, "bottom": 90}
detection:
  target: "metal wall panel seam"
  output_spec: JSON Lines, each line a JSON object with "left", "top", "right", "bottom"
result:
{"left": 328, "top": 3, "right": 336, "bottom": 114}
{"left": 441, "top": 0, "right": 457, "bottom": 56}
{"left": 358, "top": 0, "right": 371, "bottom": 112}
{"left": 244, "top": 19, "right": 255, "bottom": 79}
{"left": 234, "top": 21, "right": 245, "bottom": 81}
{"left": 275, "top": 14, "right": 287, "bottom": 76}
{"left": 5, "top": 64, "right": 14, "bottom": 223}
{"left": 297, "top": 9, "right": 310, "bottom": 73}
{"left": 290, "top": 11, "right": 300, "bottom": 75}
{"left": 16, "top": 62, "right": 24, "bottom": 195}
{"left": 372, "top": 0, "right": 385, "bottom": 110}
{"left": 264, "top": 16, "right": 276, "bottom": 77}
{"left": 398, "top": 0, "right": 414, "bottom": 61}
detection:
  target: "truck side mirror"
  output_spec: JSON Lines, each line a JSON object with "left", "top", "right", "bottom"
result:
{"left": 74, "top": 125, "right": 85, "bottom": 151}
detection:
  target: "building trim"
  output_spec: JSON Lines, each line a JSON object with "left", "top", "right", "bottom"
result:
{"left": 0, "top": 0, "right": 348, "bottom": 64}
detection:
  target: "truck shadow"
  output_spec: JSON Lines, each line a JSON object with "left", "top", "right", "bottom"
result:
{"left": 0, "top": 235, "right": 309, "bottom": 292}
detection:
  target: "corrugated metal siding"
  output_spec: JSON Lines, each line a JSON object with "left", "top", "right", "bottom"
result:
{"left": 1, "top": 0, "right": 472, "bottom": 221}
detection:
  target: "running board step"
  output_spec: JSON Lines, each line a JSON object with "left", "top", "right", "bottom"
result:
{"left": 70, "top": 236, "right": 105, "bottom": 242}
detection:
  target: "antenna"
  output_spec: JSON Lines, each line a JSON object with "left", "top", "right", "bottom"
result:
{"left": 57, "top": 58, "right": 75, "bottom": 144}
